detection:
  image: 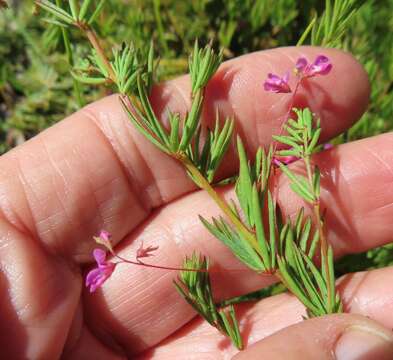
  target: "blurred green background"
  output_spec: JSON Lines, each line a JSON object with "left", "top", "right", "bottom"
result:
{"left": 0, "top": 0, "right": 392, "bottom": 272}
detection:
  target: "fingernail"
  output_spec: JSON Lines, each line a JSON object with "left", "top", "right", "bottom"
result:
{"left": 335, "top": 324, "right": 393, "bottom": 360}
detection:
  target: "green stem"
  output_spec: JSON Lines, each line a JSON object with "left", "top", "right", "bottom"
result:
{"left": 180, "top": 156, "right": 261, "bottom": 255}
{"left": 304, "top": 155, "right": 333, "bottom": 311}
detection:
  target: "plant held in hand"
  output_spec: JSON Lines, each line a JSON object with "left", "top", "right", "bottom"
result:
{"left": 35, "top": 0, "right": 352, "bottom": 350}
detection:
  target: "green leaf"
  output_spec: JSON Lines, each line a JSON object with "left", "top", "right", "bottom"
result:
{"left": 327, "top": 245, "right": 336, "bottom": 312}
{"left": 251, "top": 185, "right": 270, "bottom": 268}
{"left": 219, "top": 306, "right": 243, "bottom": 350}
{"left": 287, "top": 118, "right": 304, "bottom": 130}
{"left": 120, "top": 97, "right": 169, "bottom": 154}
{"left": 290, "top": 183, "right": 315, "bottom": 203}
{"left": 267, "top": 191, "right": 277, "bottom": 269}
{"left": 79, "top": 0, "right": 93, "bottom": 21}
{"left": 279, "top": 223, "right": 290, "bottom": 255}
{"left": 278, "top": 163, "right": 315, "bottom": 203}
{"left": 168, "top": 112, "right": 180, "bottom": 151}
{"left": 235, "top": 137, "right": 254, "bottom": 227}
{"left": 112, "top": 44, "right": 139, "bottom": 94}
{"left": 207, "top": 117, "right": 234, "bottom": 182}
{"left": 68, "top": 0, "right": 79, "bottom": 20}
{"left": 297, "top": 15, "right": 317, "bottom": 46}
{"left": 200, "top": 216, "right": 265, "bottom": 271}
{"left": 174, "top": 253, "right": 243, "bottom": 349}
{"left": 291, "top": 245, "right": 325, "bottom": 311}
{"left": 278, "top": 256, "right": 321, "bottom": 315}
{"left": 254, "top": 148, "right": 263, "bottom": 178}
{"left": 136, "top": 74, "right": 169, "bottom": 146}
{"left": 285, "top": 124, "right": 303, "bottom": 142}
{"left": 260, "top": 146, "right": 273, "bottom": 189}
{"left": 313, "top": 166, "right": 321, "bottom": 198}
{"left": 71, "top": 71, "right": 106, "bottom": 85}
{"left": 42, "top": 17, "right": 69, "bottom": 28}
{"left": 299, "top": 218, "right": 312, "bottom": 253}
{"left": 88, "top": 0, "right": 106, "bottom": 24}
{"left": 228, "top": 306, "right": 243, "bottom": 349}
{"left": 307, "top": 128, "right": 321, "bottom": 154}
{"left": 179, "top": 90, "right": 203, "bottom": 150}
{"left": 295, "top": 208, "right": 305, "bottom": 239}
{"left": 36, "top": 0, "right": 74, "bottom": 24}
{"left": 301, "top": 252, "right": 327, "bottom": 299}
{"left": 272, "top": 135, "right": 303, "bottom": 152}
{"left": 189, "top": 40, "right": 222, "bottom": 93}
{"left": 276, "top": 149, "right": 300, "bottom": 157}
{"left": 308, "top": 228, "right": 320, "bottom": 259}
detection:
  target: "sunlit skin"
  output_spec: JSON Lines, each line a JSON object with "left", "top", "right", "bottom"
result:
{"left": 1, "top": 46, "right": 393, "bottom": 359}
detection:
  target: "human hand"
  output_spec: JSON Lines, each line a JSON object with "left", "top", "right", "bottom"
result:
{"left": 1, "top": 47, "right": 393, "bottom": 359}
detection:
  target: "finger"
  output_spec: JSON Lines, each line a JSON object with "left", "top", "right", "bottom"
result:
{"left": 277, "top": 131, "right": 393, "bottom": 257}
{"left": 0, "top": 217, "right": 80, "bottom": 358}
{"left": 137, "top": 267, "right": 393, "bottom": 359}
{"left": 233, "top": 314, "right": 393, "bottom": 360}
{"left": 84, "top": 132, "right": 393, "bottom": 354}
{"left": 0, "top": 47, "right": 369, "bottom": 261}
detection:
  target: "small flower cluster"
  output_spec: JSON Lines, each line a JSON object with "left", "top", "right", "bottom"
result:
{"left": 85, "top": 230, "right": 159, "bottom": 293}
{"left": 264, "top": 54, "right": 333, "bottom": 167}
{"left": 264, "top": 55, "right": 332, "bottom": 94}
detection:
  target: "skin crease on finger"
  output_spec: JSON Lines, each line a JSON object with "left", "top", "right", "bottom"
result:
{"left": 0, "top": 47, "right": 370, "bottom": 358}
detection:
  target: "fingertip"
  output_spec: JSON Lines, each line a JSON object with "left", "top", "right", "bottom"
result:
{"left": 232, "top": 314, "right": 393, "bottom": 360}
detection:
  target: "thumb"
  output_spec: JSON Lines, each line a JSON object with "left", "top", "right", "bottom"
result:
{"left": 232, "top": 314, "right": 393, "bottom": 360}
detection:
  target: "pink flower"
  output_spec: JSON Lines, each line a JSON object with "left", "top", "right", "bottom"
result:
{"left": 264, "top": 72, "right": 291, "bottom": 93}
{"left": 323, "top": 143, "right": 334, "bottom": 150}
{"left": 99, "top": 230, "right": 111, "bottom": 242}
{"left": 273, "top": 155, "right": 299, "bottom": 166}
{"left": 85, "top": 249, "right": 116, "bottom": 293}
{"left": 136, "top": 243, "right": 159, "bottom": 260}
{"left": 295, "top": 55, "right": 332, "bottom": 78}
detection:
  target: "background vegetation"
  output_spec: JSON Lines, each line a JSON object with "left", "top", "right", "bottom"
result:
{"left": 0, "top": 0, "right": 392, "bottom": 273}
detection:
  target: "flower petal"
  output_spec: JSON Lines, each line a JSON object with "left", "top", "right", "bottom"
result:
{"left": 93, "top": 248, "right": 107, "bottom": 265}
{"left": 85, "top": 268, "right": 101, "bottom": 287}
{"left": 99, "top": 230, "right": 111, "bottom": 242}
{"left": 263, "top": 72, "right": 291, "bottom": 93}
{"left": 309, "top": 55, "right": 332, "bottom": 76}
{"left": 314, "top": 55, "right": 329, "bottom": 66}
{"left": 295, "top": 57, "right": 308, "bottom": 72}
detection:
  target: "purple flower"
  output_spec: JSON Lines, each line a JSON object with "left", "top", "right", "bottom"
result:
{"left": 99, "top": 230, "right": 111, "bottom": 242}
{"left": 85, "top": 249, "right": 116, "bottom": 293}
{"left": 295, "top": 55, "right": 332, "bottom": 78}
{"left": 264, "top": 72, "right": 291, "bottom": 93}
{"left": 323, "top": 143, "right": 334, "bottom": 150}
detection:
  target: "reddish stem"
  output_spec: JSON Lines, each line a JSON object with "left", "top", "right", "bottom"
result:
{"left": 112, "top": 253, "right": 273, "bottom": 276}
{"left": 114, "top": 253, "right": 204, "bottom": 272}
{"left": 275, "top": 77, "right": 302, "bottom": 146}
